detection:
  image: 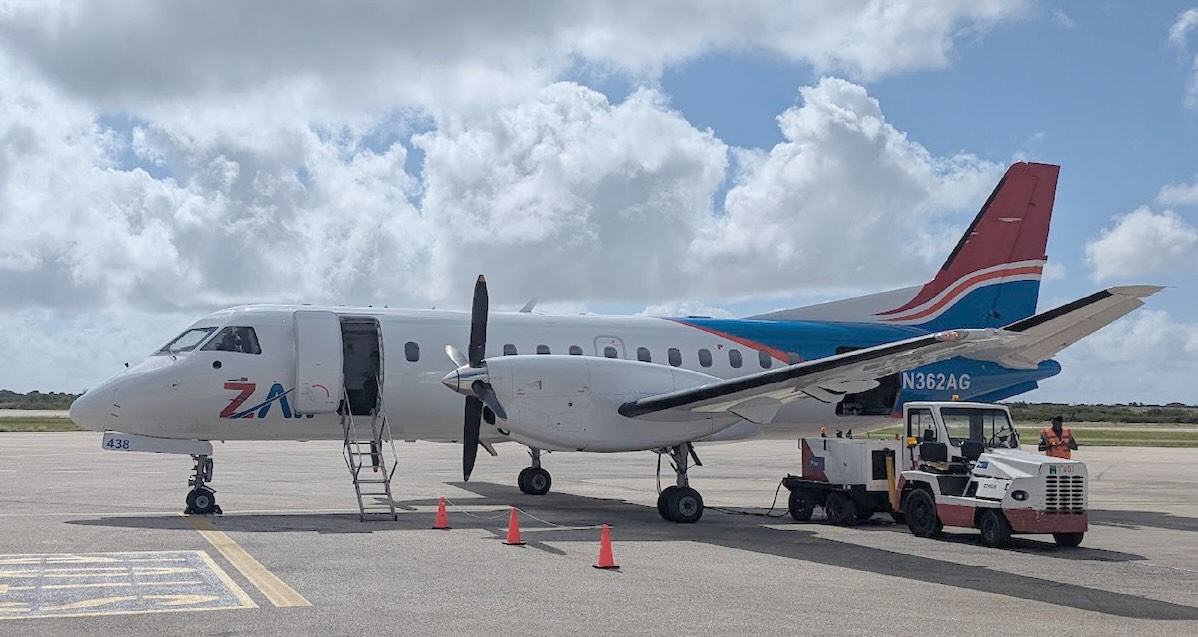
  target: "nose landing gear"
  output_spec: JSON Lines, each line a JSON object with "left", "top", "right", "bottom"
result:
{"left": 185, "top": 454, "right": 221, "bottom": 515}
{"left": 518, "top": 447, "right": 552, "bottom": 495}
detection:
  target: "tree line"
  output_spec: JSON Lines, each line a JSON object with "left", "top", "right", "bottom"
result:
{"left": 1006, "top": 402, "right": 1198, "bottom": 424}
{"left": 0, "top": 390, "right": 80, "bottom": 410}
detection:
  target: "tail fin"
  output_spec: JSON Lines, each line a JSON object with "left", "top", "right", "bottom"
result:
{"left": 750, "top": 162, "right": 1058, "bottom": 330}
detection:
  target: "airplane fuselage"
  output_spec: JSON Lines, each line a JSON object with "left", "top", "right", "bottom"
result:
{"left": 70, "top": 305, "right": 1061, "bottom": 449}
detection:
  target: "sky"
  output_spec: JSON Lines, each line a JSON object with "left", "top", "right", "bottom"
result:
{"left": 1, "top": 1, "right": 1196, "bottom": 404}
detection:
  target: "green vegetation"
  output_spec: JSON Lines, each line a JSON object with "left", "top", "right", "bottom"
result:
{"left": 0, "top": 418, "right": 84, "bottom": 432}
{"left": 1005, "top": 402, "right": 1198, "bottom": 424}
{"left": 867, "top": 424, "right": 1198, "bottom": 448}
{"left": 0, "top": 390, "right": 80, "bottom": 410}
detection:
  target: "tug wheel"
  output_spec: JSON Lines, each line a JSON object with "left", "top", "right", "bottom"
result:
{"left": 904, "top": 489, "right": 942, "bottom": 537}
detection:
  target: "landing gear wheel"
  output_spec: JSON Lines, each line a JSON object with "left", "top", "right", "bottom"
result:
{"left": 904, "top": 489, "right": 942, "bottom": 537}
{"left": 657, "top": 486, "right": 680, "bottom": 521}
{"left": 185, "top": 487, "right": 219, "bottom": 515}
{"left": 788, "top": 489, "right": 815, "bottom": 522}
{"left": 979, "top": 509, "right": 1013, "bottom": 548}
{"left": 662, "top": 487, "right": 704, "bottom": 523}
{"left": 824, "top": 492, "right": 858, "bottom": 526}
{"left": 1053, "top": 532, "right": 1084, "bottom": 548}
{"left": 855, "top": 507, "right": 875, "bottom": 522}
{"left": 519, "top": 467, "right": 551, "bottom": 495}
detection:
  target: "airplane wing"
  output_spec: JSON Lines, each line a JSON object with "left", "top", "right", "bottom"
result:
{"left": 618, "top": 328, "right": 1014, "bottom": 422}
{"left": 973, "top": 284, "right": 1164, "bottom": 370}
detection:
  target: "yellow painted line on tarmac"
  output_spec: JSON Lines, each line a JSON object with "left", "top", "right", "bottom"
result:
{"left": 185, "top": 515, "right": 310, "bottom": 608}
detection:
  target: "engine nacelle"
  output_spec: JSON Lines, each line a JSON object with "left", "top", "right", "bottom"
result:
{"left": 483, "top": 355, "right": 742, "bottom": 452}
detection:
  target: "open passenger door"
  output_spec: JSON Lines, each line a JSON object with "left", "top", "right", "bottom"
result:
{"left": 294, "top": 310, "right": 343, "bottom": 414}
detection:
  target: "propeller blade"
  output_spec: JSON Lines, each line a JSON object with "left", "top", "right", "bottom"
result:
{"left": 471, "top": 379, "right": 508, "bottom": 421}
{"left": 468, "top": 275, "right": 488, "bottom": 368}
{"left": 463, "top": 396, "right": 483, "bottom": 481}
{"left": 445, "top": 345, "right": 468, "bottom": 368}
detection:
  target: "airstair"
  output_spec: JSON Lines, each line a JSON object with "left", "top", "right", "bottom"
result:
{"left": 341, "top": 389, "right": 399, "bottom": 521}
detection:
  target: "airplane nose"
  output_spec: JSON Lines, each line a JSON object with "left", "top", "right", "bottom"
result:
{"left": 69, "top": 388, "right": 114, "bottom": 432}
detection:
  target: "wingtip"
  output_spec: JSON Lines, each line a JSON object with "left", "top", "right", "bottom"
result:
{"left": 1108, "top": 284, "right": 1165, "bottom": 298}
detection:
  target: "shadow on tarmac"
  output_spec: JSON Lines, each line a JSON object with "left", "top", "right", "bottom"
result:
{"left": 68, "top": 481, "right": 1198, "bottom": 621}
{"left": 1091, "top": 509, "right": 1198, "bottom": 533}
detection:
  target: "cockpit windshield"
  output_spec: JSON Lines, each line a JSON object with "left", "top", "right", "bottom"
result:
{"left": 157, "top": 327, "right": 217, "bottom": 355}
{"left": 941, "top": 407, "right": 1020, "bottom": 449}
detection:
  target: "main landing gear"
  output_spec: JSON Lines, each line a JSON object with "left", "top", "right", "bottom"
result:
{"left": 657, "top": 443, "right": 704, "bottom": 523}
{"left": 184, "top": 454, "right": 221, "bottom": 515}
{"left": 518, "top": 447, "right": 552, "bottom": 495}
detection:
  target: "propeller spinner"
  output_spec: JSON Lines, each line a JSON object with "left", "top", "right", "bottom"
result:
{"left": 439, "top": 275, "right": 507, "bottom": 481}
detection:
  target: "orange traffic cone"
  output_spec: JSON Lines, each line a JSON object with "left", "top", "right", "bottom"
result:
{"left": 433, "top": 496, "right": 450, "bottom": 530}
{"left": 593, "top": 524, "right": 619, "bottom": 569}
{"left": 504, "top": 507, "right": 525, "bottom": 546}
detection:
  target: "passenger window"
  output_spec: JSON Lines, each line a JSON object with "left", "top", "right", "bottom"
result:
{"left": 758, "top": 350, "right": 772, "bottom": 369}
{"left": 636, "top": 347, "right": 651, "bottom": 363}
{"left": 404, "top": 341, "right": 420, "bottom": 362}
{"left": 786, "top": 352, "right": 801, "bottom": 365}
{"left": 728, "top": 349, "right": 742, "bottom": 368}
{"left": 698, "top": 349, "right": 712, "bottom": 367}
{"left": 603, "top": 346, "right": 618, "bottom": 358}
{"left": 503, "top": 344, "right": 518, "bottom": 356}
{"left": 201, "top": 327, "right": 261, "bottom": 355}
{"left": 568, "top": 345, "right": 583, "bottom": 355}
{"left": 668, "top": 348, "right": 682, "bottom": 367}
{"left": 536, "top": 345, "right": 551, "bottom": 355}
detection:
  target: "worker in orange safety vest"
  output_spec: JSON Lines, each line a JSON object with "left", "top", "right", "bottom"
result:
{"left": 1039, "top": 415, "right": 1078, "bottom": 459}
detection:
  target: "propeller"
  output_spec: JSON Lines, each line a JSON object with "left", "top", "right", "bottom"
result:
{"left": 440, "top": 275, "right": 507, "bottom": 481}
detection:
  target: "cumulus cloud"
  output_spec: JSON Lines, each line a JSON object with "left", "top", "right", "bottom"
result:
{"left": 1085, "top": 207, "right": 1198, "bottom": 281}
{"left": 1170, "top": 8, "right": 1198, "bottom": 107}
{"left": 1157, "top": 174, "right": 1198, "bottom": 206}
{"left": 0, "top": 0, "right": 1027, "bottom": 116}
{"left": 0, "top": 2, "right": 1032, "bottom": 391}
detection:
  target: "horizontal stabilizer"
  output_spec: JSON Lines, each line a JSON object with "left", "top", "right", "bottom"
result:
{"left": 967, "top": 285, "right": 1164, "bottom": 369}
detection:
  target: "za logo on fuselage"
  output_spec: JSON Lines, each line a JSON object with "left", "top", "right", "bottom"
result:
{"left": 220, "top": 382, "right": 308, "bottom": 419}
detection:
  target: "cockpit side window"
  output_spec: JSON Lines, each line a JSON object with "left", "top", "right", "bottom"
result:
{"left": 158, "top": 327, "right": 217, "bottom": 354}
{"left": 201, "top": 326, "right": 262, "bottom": 355}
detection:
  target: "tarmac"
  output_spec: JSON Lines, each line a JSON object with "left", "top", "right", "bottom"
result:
{"left": 1, "top": 433, "right": 1197, "bottom": 636}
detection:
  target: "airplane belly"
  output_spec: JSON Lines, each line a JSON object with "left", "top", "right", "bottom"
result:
{"left": 758, "top": 400, "right": 897, "bottom": 439}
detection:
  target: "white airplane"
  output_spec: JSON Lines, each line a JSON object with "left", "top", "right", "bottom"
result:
{"left": 69, "top": 162, "right": 1161, "bottom": 522}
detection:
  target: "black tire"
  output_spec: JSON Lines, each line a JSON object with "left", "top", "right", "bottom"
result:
{"left": 904, "top": 489, "right": 942, "bottom": 537}
{"left": 657, "top": 486, "right": 680, "bottom": 521}
{"left": 667, "top": 487, "right": 704, "bottom": 524}
{"left": 824, "top": 492, "right": 858, "bottom": 526}
{"left": 523, "top": 467, "right": 551, "bottom": 495}
{"left": 855, "top": 507, "right": 875, "bottom": 522}
{"left": 517, "top": 467, "right": 532, "bottom": 493}
{"left": 979, "top": 509, "right": 1012, "bottom": 548}
{"left": 788, "top": 489, "right": 815, "bottom": 521}
{"left": 186, "top": 487, "right": 217, "bottom": 515}
{"left": 1053, "top": 532, "right": 1084, "bottom": 548}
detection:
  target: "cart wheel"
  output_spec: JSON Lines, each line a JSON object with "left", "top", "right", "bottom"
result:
{"left": 788, "top": 489, "right": 814, "bottom": 521}
{"left": 824, "top": 492, "right": 858, "bottom": 526}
